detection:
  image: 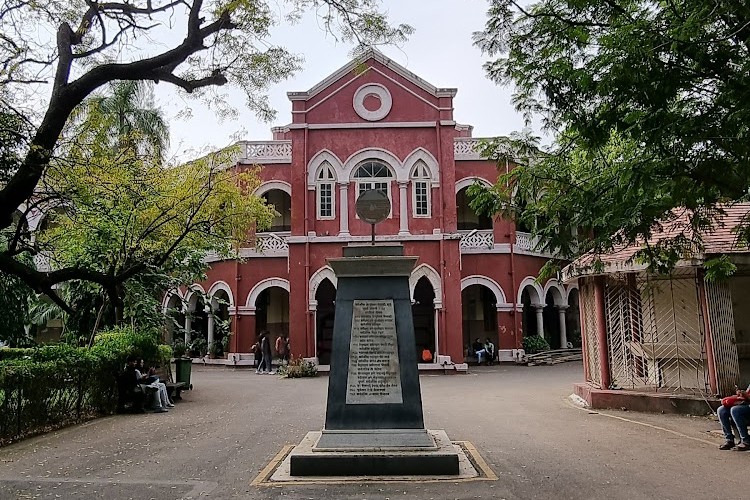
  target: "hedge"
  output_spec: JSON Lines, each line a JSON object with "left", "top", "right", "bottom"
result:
{"left": 0, "top": 326, "right": 172, "bottom": 446}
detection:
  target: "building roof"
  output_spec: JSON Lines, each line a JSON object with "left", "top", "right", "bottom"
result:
{"left": 562, "top": 204, "right": 750, "bottom": 281}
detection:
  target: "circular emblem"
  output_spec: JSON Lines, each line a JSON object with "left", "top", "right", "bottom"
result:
{"left": 355, "top": 189, "right": 391, "bottom": 224}
{"left": 353, "top": 84, "right": 392, "bottom": 121}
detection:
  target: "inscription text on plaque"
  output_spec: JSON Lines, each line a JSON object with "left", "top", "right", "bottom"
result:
{"left": 346, "top": 300, "right": 403, "bottom": 404}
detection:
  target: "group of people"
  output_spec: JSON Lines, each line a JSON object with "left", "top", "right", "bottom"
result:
{"left": 253, "top": 331, "right": 289, "bottom": 374}
{"left": 120, "top": 356, "right": 175, "bottom": 413}
{"left": 469, "top": 338, "right": 496, "bottom": 365}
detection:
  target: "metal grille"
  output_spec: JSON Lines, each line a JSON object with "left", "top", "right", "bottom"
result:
{"left": 580, "top": 280, "right": 601, "bottom": 387}
{"left": 604, "top": 270, "right": 710, "bottom": 394}
{"left": 705, "top": 279, "right": 740, "bottom": 395}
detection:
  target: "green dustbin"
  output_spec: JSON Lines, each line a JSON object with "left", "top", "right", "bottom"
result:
{"left": 175, "top": 358, "right": 193, "bottom": 390}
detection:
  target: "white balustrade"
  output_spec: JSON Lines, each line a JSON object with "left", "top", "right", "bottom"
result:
{"left": 254, "top": 233, "right": 290, "bottom": 254}
{"left": 515, "top": 231, "right": 533, "bottom": 251}
{"left": 237, "top": 140, "right": 292, "bottom": 164}
{"left": 454, "top": 138, "right": 484, "bottom": 160}
{"left": 459, "top": 229, "right": 494, "bottom": 250}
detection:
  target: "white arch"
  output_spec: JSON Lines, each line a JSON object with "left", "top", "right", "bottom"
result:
{"left": 455, "top": 176, "right": 492, "bottom": 194}
{"left": 409, "top": 264, "right": 443, "bottom": 305}
{"left": 185, "top": 284, "right": 207, "bottom": 311}
{"left": 543, "top": 278, "right": 566, "bottom": 306}
{"left": 161, "top": 289, "right": 184, "bottom": 313}
{"left": 307, "top": 149, "right": 343, "bottom": 188}
{"left": 207, "top": 281, "right": 235, "bottom": 308}
{"left": 517, "top": 276, "right": 543, "bottom": 305}
{"left": 342, "top": 147, "right": 406, "bottom": 182}
{"left": 246, "top": 277, "right": 290, "bottom": 308}
{"left": 309, "top": 266, "right": 338, "bottom": 304}
{"left": 566, "top": 284, "right": 580, "bottom": 305}
{"left": 461, "top": 275, "right": 508, "bottom": 305}
{"left": 254, "top": 180, "right": 292, "bottom": 197}
{"left": 403, "top": 148, "right": 439, "bottom": 184}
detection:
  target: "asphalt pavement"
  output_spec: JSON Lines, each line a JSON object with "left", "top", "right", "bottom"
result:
{"left": 0, "top": 362, "right": 745, "bottom": 499}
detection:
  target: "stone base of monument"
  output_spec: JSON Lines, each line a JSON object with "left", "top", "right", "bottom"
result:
{"left": 288, "top": 429, "right": 460, "bottom": 476}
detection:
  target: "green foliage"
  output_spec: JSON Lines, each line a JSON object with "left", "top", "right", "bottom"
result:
{"left": 277, "top": 357, "right": 318, "bottom": 378}
{"left": 188, "top": 337, "right": 207, "bottom": 357}
{"left": 0, "top": 326, "right": 167, "bottom": 444}
{"left": 171, "top": 339, "right": 187, "bottom": 359}
{"left": 473, "top": 1, "right": 750, "bottom": 272}
{"left": 523, "top": 335, "right": 551, "bottom": 355}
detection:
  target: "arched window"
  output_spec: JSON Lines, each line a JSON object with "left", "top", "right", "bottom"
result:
{"left": 316, "top": 161, "right": 336, "bottom": 219}
{"left": 411, "top": 161, "right": 431, "bottom": 217}
{"left": 353, "top": 161, "right": 392, "bottom": 200}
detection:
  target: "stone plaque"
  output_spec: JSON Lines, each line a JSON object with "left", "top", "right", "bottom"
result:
{"left": 346, "top": 300, "right": 403, "bottom": 404}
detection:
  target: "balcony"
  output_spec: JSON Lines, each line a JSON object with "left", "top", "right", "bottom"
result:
{"left": 454, "top": 138, "right": 483, "bottom": 160}
{"left": 251, "top": 232, "right": 290, "bottom": 255}
{"left": 515, "top": 231, "right": 557, "bottom": 257}
{"left": 459, "top": 229, "right": 494, "bottom": 252}
{"left": 235, "top": 140, "right": 292, "bottom": 164}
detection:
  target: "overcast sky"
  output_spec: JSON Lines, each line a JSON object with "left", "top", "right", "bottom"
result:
{"left": 153, "top": 0, "right": 530, "bottom": 160}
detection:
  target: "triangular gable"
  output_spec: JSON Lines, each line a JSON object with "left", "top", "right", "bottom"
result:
{"left": 287, "top": 47, "right": 457, "bottom": 102}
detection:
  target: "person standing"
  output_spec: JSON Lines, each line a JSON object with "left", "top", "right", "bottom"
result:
{"left": 260, "top": 331, "right": 274, "bottom": 374}
{"left": 275, "top": 334, "right": 289, "bottom": 365}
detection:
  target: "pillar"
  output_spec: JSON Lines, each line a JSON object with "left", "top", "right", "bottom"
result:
{"left": 557, "top": 305, "right": 569, "bottom": 348}
{"left": 206, "top": 305, "right": 215, "bottom": 349}
{"left": 183, "top": 306, "right": 191, "bottom": 345}
{"left": 533, "top": 304, "right": 545, "bottom": 337}
{"left": 593, "top": 276, "right": 611, "bottom": 389}
{"left": 398, "top": 181, "right": 410, "bottom": 235}
{"left": 338, "top": 182, "right": 349, "bottom": 236}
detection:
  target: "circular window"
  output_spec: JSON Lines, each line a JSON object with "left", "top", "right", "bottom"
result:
{"left": 353, "top": 84, "right": 392, "bottom": 121}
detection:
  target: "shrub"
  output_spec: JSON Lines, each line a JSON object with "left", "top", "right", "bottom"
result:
{"left": 523, "top": 335, "right": 551, "bottom": 354}
{"left": 0, "top": 326, "right": 167, "bottom": 446}
{"left": 277, "top": 357, "right": 318, "bottom": 378}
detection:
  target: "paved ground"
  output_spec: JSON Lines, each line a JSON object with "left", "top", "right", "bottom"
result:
{"left": 0, "top": 362, "right": 746, "bottom": 499}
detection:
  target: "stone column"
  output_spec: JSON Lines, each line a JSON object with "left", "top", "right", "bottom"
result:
{"left": 557, "top": 305, "right": 569, "bottom": 348}
{"left": 183, "top": 305, "right": 191, "bottom": 345}
{"left": 338, "top": 182, "right": 350, "bottom": 237}
{"left": 206, "top": 304, "right": 215, "bottom": 350}
{"left": 533, "top": 303, "right": 545, "bottom": 337}
{"left": 398, "top": 181, "right": 410, "bottom": 235}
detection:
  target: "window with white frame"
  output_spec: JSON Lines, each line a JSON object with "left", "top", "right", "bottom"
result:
{"left": 316, "top": 162, "right": 336, "bottom": 219}
{"left": 411, "top": 161, "right": 431, "bottom": 217}
{"left": 354, "top": 161, "right": 392, "bottom": 199}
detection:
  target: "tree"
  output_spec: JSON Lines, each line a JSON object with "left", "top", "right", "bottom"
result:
{"left": 0, "top": 0, "right": 412, "bottom": 307}
{"left": 70, "top": 81, "right": 169, "bottom": 160}
{"left": 472, "top": 1, "right": 750, "bottom": 273}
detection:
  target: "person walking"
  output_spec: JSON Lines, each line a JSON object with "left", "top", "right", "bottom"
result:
{"left": 260, "top": 331, "right": 274, "bottom": 374}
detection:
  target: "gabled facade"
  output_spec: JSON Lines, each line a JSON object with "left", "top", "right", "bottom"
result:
{"left": 167, "top": 50, "right": 580, "bottom": 366}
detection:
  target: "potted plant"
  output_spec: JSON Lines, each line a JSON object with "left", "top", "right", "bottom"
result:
{"left": 189, "top": 338, "right": 207, "bottom": 358}
{"left": 172, "top": 339, "right": 187, "bottom": 359}
{"left": 208, "top": 341, "right": 221, "bottom": 359}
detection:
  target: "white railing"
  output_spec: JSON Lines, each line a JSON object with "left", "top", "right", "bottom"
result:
{"left": 34, "top": 252, "right": 51, "bottom": 272}
{"left": 459, "top": 229, "right": 494, "bottom": 250}
{"left": 254, "top": 233, "right": 290, "bottom": 254}
{"left": 454, "top": 138, "right": 484, "bottom": 160}
{"left": 237, "top": 140, "right": 292, "bottom": 164}
{"left": 515, "top": 231, "right": 554, "bottom": 256}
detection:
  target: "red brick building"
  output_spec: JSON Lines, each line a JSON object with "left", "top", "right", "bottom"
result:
{"left": 165, "top": 49, "right": 580, "bottom": 367}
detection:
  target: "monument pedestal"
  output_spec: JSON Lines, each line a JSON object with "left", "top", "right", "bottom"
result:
{"left": 289, "top": 244, "right": 459, "bottom": 476}
{"left": 289, "top": 430, "right": 460, "bottom": 476}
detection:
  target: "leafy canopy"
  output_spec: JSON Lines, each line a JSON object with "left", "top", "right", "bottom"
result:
{"left": 472, "top": 0, "right": 750, "bottom": 274}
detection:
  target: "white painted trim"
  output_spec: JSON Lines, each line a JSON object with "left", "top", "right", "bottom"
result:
{"left": 403, "top": 148, "right": 440, "bottom": 184}
{"left": 246, "top": 278, "right": 290, "bottom": 308}
{"left": 343, "top": 147, "right": 406, "bottom": 183}
{"left": 285, "top": 233, "right": 444, "bottom": 244}
{"left": 460, "top": 243, "right": 513, "bottom": 254}
{"left": 286, "top": 47, "right": 452, "bottom": 101}
{"left": 185, "top": 284, "right": 207, "bottom": 311}
{"left": 543, "top": 278, "right": 566, "bottom": 306}
{"left": 353, "top": 83, "right": 392, "bottom": 121}
{"left": 309, "top": 265, "right": 338, "bottom": 304}
{"left": 307, "top": 149, "right": 344, "bottom": 189}
{"left": 253, "top": 180, "right": 292, "bottom": 197}
{"left": 461, "top": 275, "right": 508, "bottom": 304}
{"left": 455, "top": 176, "right": 492, "bottom": 194}
{"left": 207, "top": 280, "right": 235, "bottom": 307}
{"left": 162, "top": 290, "right": 183, "bottom": 314}
{"left": 517, "top": 276, "right": 544, "bottom": 304}
{"left": 307, "top": 121, "right": 437, "bottom": 130}
{"left": 409, "top": 264, "right": 443, "bottom": 305}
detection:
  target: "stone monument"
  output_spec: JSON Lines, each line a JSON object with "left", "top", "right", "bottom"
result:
{"left": 288, "top": 190, "right": 460, "bottom": 476}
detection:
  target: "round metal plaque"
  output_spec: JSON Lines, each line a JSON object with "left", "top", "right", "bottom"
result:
{"left": 355, "top": 189, "right": 391, "bottom": 225}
